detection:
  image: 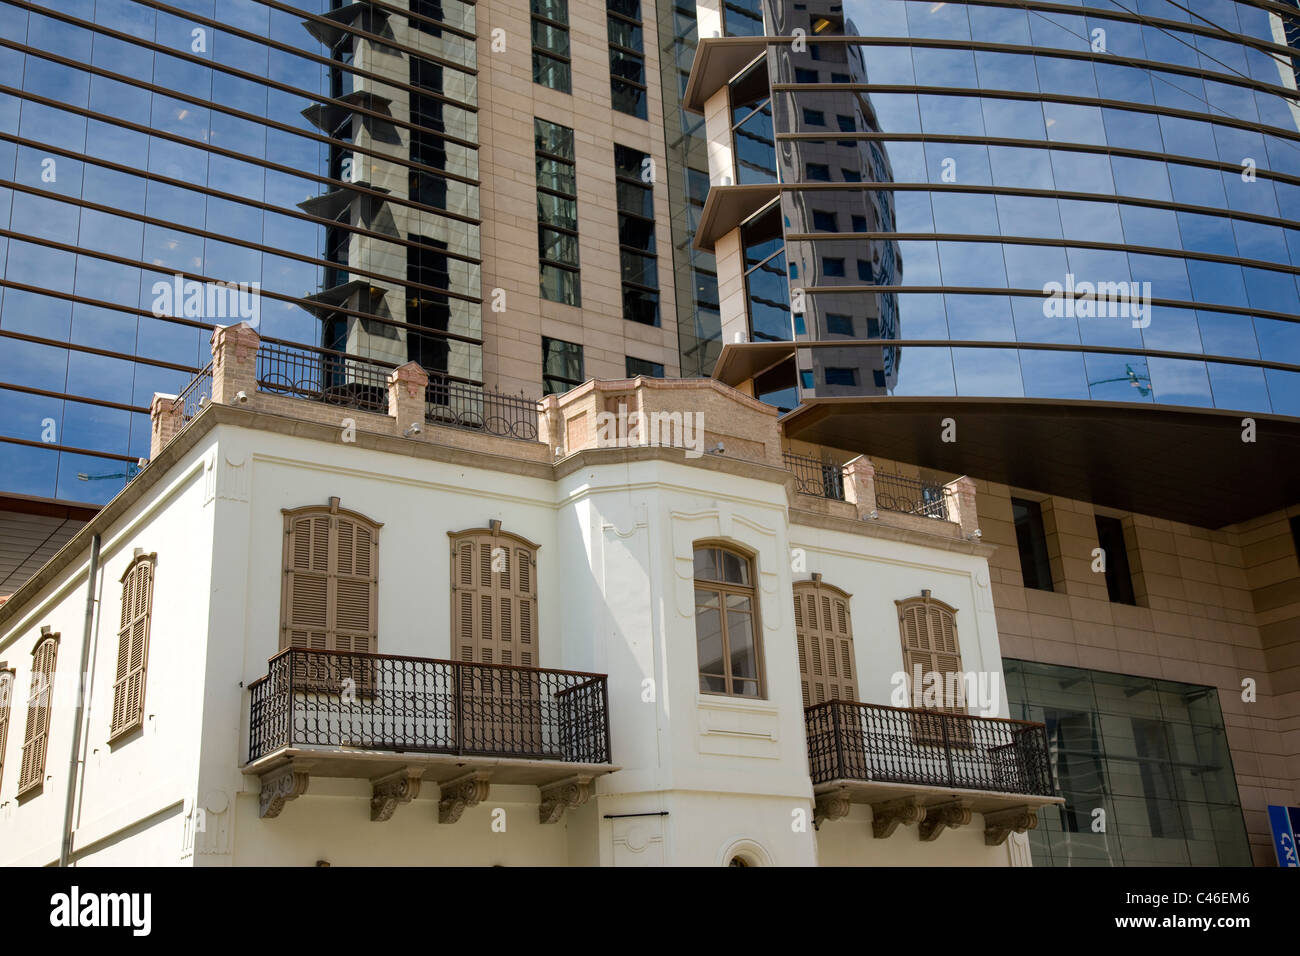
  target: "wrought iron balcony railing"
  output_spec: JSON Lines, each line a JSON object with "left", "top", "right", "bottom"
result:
{"left": 248, "top": 648, "right": 611, "bottom": 765}
{"left": 425, "top": 377, "right": 539, "bottom": 441}
{"left": 257, "top": 341, "right": 392, "bottom": 415}
{"left": 874, "top": 472, "right": 950, "bottom": 520}
{"left": 784, "top": 451, "right": 845, "bottom": 500}
{"left": 177, "top": 361, "right": 213, "bottom": 428}
{"left": 805, "top": 700, "right": 1055, "bottom": 797}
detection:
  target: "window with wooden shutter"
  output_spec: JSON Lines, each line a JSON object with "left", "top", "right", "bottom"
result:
{"left": 794, "top": 579, "right": 857, "bottom": 707}
{"left": 281, "top": 499, "right": 381, "bottom": 689}
{"left": 18, "top": 634, "right": 59, "bottom": 797}
{"left": 896, "top": 593, "right": 971, "bottom": 745}
{"left": 110, "top": 552, "right": 156, "bottom": 741}
{"left": 449, "top": 524, "right": 544, "bottom": 752}
{"left": 448, "top": 524, "right": 539, "bottom": 668}
{"left": 0, "top": 666, "right": 13, "bottom": 793}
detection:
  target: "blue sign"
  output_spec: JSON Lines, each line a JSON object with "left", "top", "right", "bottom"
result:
{"left": 1268, "top": 805, "right": 1299, "bottom": 867}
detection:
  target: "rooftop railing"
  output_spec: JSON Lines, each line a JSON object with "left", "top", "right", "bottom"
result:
{"left": 426, "top": 377, "right": 539, "bottom": 441}
{"left": 874, "top": 471, "right": 950, "bottom": 520}
{"left": 783, "top": 451, "right": 846, "bottom": 500}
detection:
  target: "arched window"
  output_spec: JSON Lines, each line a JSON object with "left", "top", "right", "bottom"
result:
{"left": 449, "top": 522, "right": 539, "bottom": 666}
{"left": 281, "top": 498, "right": 381, "bottom": 655}
{"left": 694, "top": 545, "right": 763, "bottom": 698}
{"left": 897, "top": 592, "right": 969, "bottom": 744}
{"left": 111, "top": 550, "right": 156, "bottom": 741}
{"left": 19, "top": 633, "right": 59, "bottom": 797}
{"left": 0, "top": 665, "right": 14, "bottom": 792}
{"left": 794, "top": 579, "right": 857, "bottom": 706}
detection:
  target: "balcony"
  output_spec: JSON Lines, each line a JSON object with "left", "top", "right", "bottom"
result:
{"left": 805, "top": 701, "right": 1063, "bottom": 843}
{"left": 244, "top": 649, "right": 613, "bottom": 824}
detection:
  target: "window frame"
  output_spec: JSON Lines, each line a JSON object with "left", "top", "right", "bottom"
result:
{"left": 531, "top": 0, "right": 573, "bottom": 93}
{"left": 606, "top": 0, "right": 648, "bottom": 119}
{"left": 280, "top": 498, "right": 382, "bottom": 655}
{"left": 448, "top": 524, "right": 541, "bottom": 668}
{"left": 535, "top": 118, "right": 581, "bottom": 305}
{"left": 895, "top": 592, "right": 973, "bottom": 747}
{"left": 542, "top": 336, "right": 584, "bottom": 395}
{"left": 614, "top": 143, "right": 659, "bottom": 326}
{"left": 793, "top": 579, "right": 857, "bottom": 707}
{"left": 0, "top": 664, "right": 14, "bottom": 794}
{"left": 18, "top": 632, "right": 59, "bottom": 798}
{"left": 1094, "top": 513, "right": 1137, "bottom": 605}
{"left": 693, "top": 543, "right": 766, "bottom": 699}
{"left": 1011, "top": 496, "right": 1055, "bottom": 592}
{"left": 109, "top": 550, "right": 157, "bottom": 743}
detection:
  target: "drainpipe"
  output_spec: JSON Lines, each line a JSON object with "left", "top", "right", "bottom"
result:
{"left": 60, "top": 533, "right": 100, "bottom": 867}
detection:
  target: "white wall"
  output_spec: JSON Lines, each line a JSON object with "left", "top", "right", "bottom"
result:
{"left": 1, "top": 419, "right": 1020, "bottom": 867}
{"left": 0, "top": 437, "right": 215, "bottom": 866}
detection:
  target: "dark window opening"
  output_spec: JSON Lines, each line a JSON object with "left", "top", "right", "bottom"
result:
{"left": 1095, "top": 514, "right": 1136, "bottom": 605}
{"left": 1012, "top": 497, "right": 1054, "bottom": 591}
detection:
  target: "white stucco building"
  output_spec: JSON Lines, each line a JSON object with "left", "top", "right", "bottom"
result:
{"left": 0, "top": 325, "right": 1059, "bottom": 866}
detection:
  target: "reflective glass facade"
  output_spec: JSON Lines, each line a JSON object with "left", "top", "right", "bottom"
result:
{"left": 708, "top": 0, "right": 1300, "bottom": 412}
{"left": 0, "top": 0, "right": 480, "bottom": 504}
{"left": 657, "top": 0, "right": 723, "bottom": 377}
{"left": 1005, "top": 659, "right": 1252, "bottom": 866}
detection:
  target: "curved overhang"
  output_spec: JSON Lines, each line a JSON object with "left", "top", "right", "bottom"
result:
{"left": 781, "top": 396, "right": 1300, "bottom": 528}
{"left": 694, "top": 184, "right": 781, "bottom": 253}
{"left": 682, "top": 36, "right": 769, "bottom": 113}
{"left": 713, "top": 340, "right": 799, "bottom": 386}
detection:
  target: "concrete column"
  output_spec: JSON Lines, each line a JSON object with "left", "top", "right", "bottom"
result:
{"left": 209, "top": 322, "right": 261, "bottom": 405}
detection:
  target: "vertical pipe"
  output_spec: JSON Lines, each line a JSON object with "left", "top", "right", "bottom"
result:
{"left": 60, "top": 533, "right": 100, "bottom": 868}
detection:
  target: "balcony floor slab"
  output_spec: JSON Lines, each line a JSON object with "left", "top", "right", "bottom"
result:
{"left": 243, "top": 746, "right": 618, "bottom": 789}
{"left": 815, "top": 778, "right": 1064, "bottom": 815}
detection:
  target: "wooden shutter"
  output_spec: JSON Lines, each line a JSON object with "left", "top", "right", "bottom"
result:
{"left": 794, "top": 581, "right": 857, "bottom": 707}
{"left": 283, "top": 512, "right": 332, "bottom": 651}
{"left": 0, "top": 669, "right": 12, "bottom": 792}
{"left": 111, "top": 555, "right": 155, "bottom": 739}
{"left": 898, "top": 596, "right": 969, "bottom": 744}
{"left": 281, "top": 506, "right": 379, "bottom": 654}
{"left": 450, "top": 530, "right": 539, "bottom": 667}
{"left": 18, "top": 637, "right": 58, "bottom": 796}
{"left": 281, "top": 502, "right": 380, "bottom": 691}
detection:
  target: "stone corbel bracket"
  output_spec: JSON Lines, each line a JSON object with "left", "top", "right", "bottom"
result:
{"left": 370, "top": 767, "right": 424, "bottom": 822}
{"left": 918, "top": 800, "right": 972, "bottom": 842}
{"left": 813, "top": 788, "right": 851, "bottom": 830}
{"left": 438, "top": 771, "right": 492, "bottom": 824}
{"left": 983, "top": 805, "right": 1040, "bottom": 846}
{"left": 259, "top": 762, "right": 312, "bottom": 819}
{"left": 871, "top": 797, "right": 926, "bottom": 839}
{"left": 538, "top": 774, "right": 594, "bottom": 825}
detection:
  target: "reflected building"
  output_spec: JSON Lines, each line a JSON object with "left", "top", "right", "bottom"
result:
{"left": 0, "top": 0, "right": 682, "bottom": 529}
{"left": 689, "top": 0, "right": 1300, "bottom": 420}
{"left": 678, "top": 0, "right": 1300, "bottom": 866}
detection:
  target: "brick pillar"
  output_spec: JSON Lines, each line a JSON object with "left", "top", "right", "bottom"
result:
{"left": 150, "top": 393, "right": 183, "bottom": 459}
{"left": 387, "top": 361, "right": 428, "bottom": 435}
{"left": 210, "top": 322, "right": 260, "bottom": 405}
{"left": 538, "top": 394, "right": 563, "bottom": 455}
{"left": 944, "top": 475, "right": 980, "bottom": 537}
{"left": 843, "top": 455, "right": 877, "bottom": 519}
